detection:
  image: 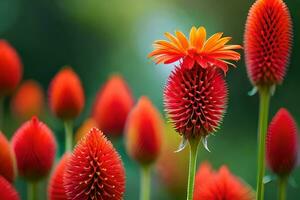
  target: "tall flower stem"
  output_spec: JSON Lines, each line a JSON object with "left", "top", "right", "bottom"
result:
{"left": 256, "top": 86, "right": 271, "bottom": 200}
{"left": 140, "top": 165, "right": 151, "bottom": 200}
{"left": 0, "top": 97, "right": 3, "bottom": 130}
{"left": 278, "top": 177, "right": 287, "bottom": 200}
{"left": 186, "top": 137, "right": 200, "bottom": 200}
{"left": 64, "top": 120, "right": 73, "bottom": 152}
{"left": 27, "top": 182, "right": 37, "bottom": 200}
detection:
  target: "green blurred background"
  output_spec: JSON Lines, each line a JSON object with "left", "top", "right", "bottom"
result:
{"left": 0, "top": 0, "right": 299, "bottom": 199}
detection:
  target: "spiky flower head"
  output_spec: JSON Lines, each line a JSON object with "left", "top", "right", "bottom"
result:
{"left": 0, "top": 132, "right": 16, "bottom": 182}
{"left": 244, "top": 0, "right": 292, "bottom": 86}
{"left": 0, "top": 40, "right": 22, "bottom": 97}
{"left": 267, "top": 108, "right": 298, "bottom": 177}
{"left": 11, "top": 80, "right": 44, "bottom": 120}
{"left": 64, "top": 128, "right": 125, "bottom": 200}
{"left": 0, "top": 176, "right": 20, "bottom": 200}
{"left": 194, "top": 162, "right": 255, "bottom": 200}
{"left": 92, "top": 75, "right": 134, "bottom": 137}
{"left": 49, "top": 67, "right": 85, "bottom": 120}
{"left": 48, "top": 153, "right": 71, "bottom": 200}
{"left": 125, "top": 96, "right": 163, "bottom": 165}
{"left": 149, "top": 26, "right": 242, "bottom": 73}
{"left": 12, "top": 117, "right": 57, "bottom": 181}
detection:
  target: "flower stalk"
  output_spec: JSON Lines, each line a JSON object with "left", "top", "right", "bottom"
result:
{"left": 64, "top": 120, "right": 73, "bottom": 152}
{"left": 140, "top": 165, "right": 151, "bottom": 200}
{"left": 278, "top": 177, "right": 287, "bottom": 200}
{"left": 27, "top": 182, "right": 37, "bottom": 200}
{"left": 0, "top": 97, "right": 3, "bottom": 130}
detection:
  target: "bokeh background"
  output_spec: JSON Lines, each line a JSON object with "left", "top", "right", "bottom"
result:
{"left": 0, "top": 0, "right": 299, "bottom": 199}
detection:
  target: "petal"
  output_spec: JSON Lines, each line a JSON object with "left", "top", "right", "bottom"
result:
{"left": 182, "top": 56, "right": 195, "bottom": 69}
{"left": 189, "top": 26, "right": 198, "bottom": 47}
{"left": 195, "top": 27, "right": 206, "bottom": 50}
{"left": 203, "top": 32, "right": 223, "bottom": 52}
{"left": 175, "top": 31, "right": 189, "bottom": 50}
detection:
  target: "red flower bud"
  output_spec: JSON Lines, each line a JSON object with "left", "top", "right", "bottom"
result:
{"left": 0, "top": 132, "right": 16, "bottom": 182}
{"left": 125, "top": 96, "right": 163, "bottom": 165}
{"left": 48, "top": 153, "right": 71, "bottom": 200}
{"left": 164, "top": 65, "right": 227, "bottom": 139}
{"left": 0, "top": 40, "right": 22, "bottom": 97}
{"left": 11, "top": 80, "right": 44, "bottom": 120}
{"left": 267, "top": 108, "right": 298, "bottom": 176}
{"left": 64, "top": 128, "right": 125, "bottom": 200}
{"left": 12, "top": 117, "right": 57, "bottom": 181}
{"left": 92, "top": 75, "right": 134, "bottom": 137}
{"left": 0, "top": 176, "right": 20, "bottom": 200}
{"left": 49, "top": 67, "right": 85, "bottom": 120}
{"left": 244, "top": 0, "right": 292, "bottom": 86}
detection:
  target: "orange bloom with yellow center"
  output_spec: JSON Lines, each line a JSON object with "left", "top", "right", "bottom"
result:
{"left": 149, "top": 26, "right": 242, "bottom": 73}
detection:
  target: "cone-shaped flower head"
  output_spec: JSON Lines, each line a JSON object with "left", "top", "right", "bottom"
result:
{"left": 267, "top": 108, "right": 298, "bottom": 176}
{"left": 75, "top": 118, "right": 98, "bottom": 142}
{"left": 11, "top": 80, "right": 44, "bottom": 120}
{"left": 48, "top": 153, "right": 71, "bottom": 200}
{"left": 12, "top": 117, "right": 57, "bottom": 181}
{"left": 92, "top": 75, "right": 134, "bottom": 137}
{"left": 149, "top": 26, "right": 242, "bottom": 73}
{"left": 0, "top": 132, "right": 16, "bottom": 182}
{"left": 49, "top": 67, "right": 85, "bottom": 120}
{"left": 0, "top": 40, "right": 22, "bottom": 97}
{"left": 244, "top": 0, "right": 292, "bottom": 86}
{"left": 125, "top": 96, "right": 163, "bottom": 165}
{"left": 64, "top": 128, "right": 125, "bottom": 200}
{"left": 0, "top": 176, "right": 20, "bottom": 200}
{"left": 194, "top": 162, "right": 255, "bottom": 200}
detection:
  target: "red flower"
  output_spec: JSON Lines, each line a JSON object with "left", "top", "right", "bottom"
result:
{"left": 149, "top": 26, "right": 242, "bottom": 73}
{"left": 64, "top": 128, "right": 125, "bottom": 200}
{"left": 267, "top": 108, "right": 298, "bottom": 176}
{"left": 194, "top": 162, "right": 254, "bottom": 200}
{"left": 0, "top": 132, "right": 16, "bottom": 182}
{"left": 92, "top": 75, "right": 134, "bottom": 137}
{"left": 0, "top": 40, "right": 22, "bottom": 97}
{"left": 0, "top": 176, "right": 20, "bottom": 200}
{"left": 12, "top": 117, "right": 57, "bottom": 181}
{"left": 125, "top": 96, "right": 163, "bottom": 165}
{"left": 48, "top": 153, "right": 71, "bottom": 200}
{"left": 11, "top": 80, "right": 44, "bottom": 120}
{"left": 244, "top": 0, "right": 292, "bottom": 86}
{"left": 164, "top": 65, "right": 227, "bottom": 138}
{"left": 49, "top": 67, "right": 85, "bottom": 120}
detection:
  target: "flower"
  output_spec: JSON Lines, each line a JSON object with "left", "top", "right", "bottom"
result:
{"left": 125, "top": 96, "right": 163, "bottom": 165}
{"left": 49, "top": 67, "right": 85, "bottom": 120}
{"left": 164, "top": 65, "right": 227, "bottom": 139}
{"left": 92, "top": 75, "right": 134, "bottom": 137}
{"left": 194, "top": 162, "right": 254, "bottom": 200}
{"left": 0, "top": 40, "right": 23, "bottom": 97}
{"left": 267, "top": 108, "right": 298, "bottom": 176}
{"left": 64, "top": 128, "right": 125, "bottom": 200}
{"left": 0, "top": 132, "right": 16, "bottom": 182}
{"left": 12, "top": 117, "right": 57, "bottom": 181}
{"left": 11, "top": 80, "right": 44, "bottom": 120}
{"left": 244, "top": 0, "right": 292, "bottom": 86}
{"left": 148, "top": 26, "right": 242, "bottom": 73}
{"left": 48, "top": 153, "right": 71, "bottom": 200}
{"left": 74, "top": 118, "right": 98, "bottom": 142}
{"left": 0, "top": 176, "right": 20, "bottom": 200}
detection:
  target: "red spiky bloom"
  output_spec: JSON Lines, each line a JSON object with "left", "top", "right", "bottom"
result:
{"left": 92, "top": 75, "right": 134, "bottom": 137}
{"left": 48, "top": 153, "right": 71, "bottom": 200}
{"left": 266, "top": 108, "right": 298, "bottom": 177}
{"left": 194, "top": 162, "right": 255, "bottom": 200}
{"left": 244, "top": 0, "right": 292, "bottom": 86}
{"left": 11, "top": 80, "right": 44, "bottom": 120}
{"left": 164, "top": 65, "right": 227, "bottom": 138}
{"left": 64, "top": 128, "right": 125, "bottom": 200}
{"left": 49, "top": 67, "right": 85, "bottom": 120}
{"left": 0, "top": 132, "right": 16, "bottom": 182}
{"left": 0, "top": 40, "right": 22, "bottom": 97}
{"left": 0, "top": 176, "right": 20, "bottom": 200}
{"left": 125, "top": 96, "right": 163, "bottom": 165}
{"left": 12, "top": 117, "right": 57, "bottom": 181}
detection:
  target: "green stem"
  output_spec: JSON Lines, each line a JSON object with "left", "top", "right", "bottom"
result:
{"left": 256, "top": 86, "right": 271, "bottom": 200}
{"left": 27, "top": 182, "right": 37, "bottom": 200}
{"left": 0, "top": 97, "right": 3, "bottom": 130}
{"left": 64, "top": 120, "right": 73, "bottom": 152}
{"left": 186, "top": 137, "right": 200, "bottom": 200}
{"left": 278, "top": 177, "right": 287, "bottom": 200}
{"left": 140, "top": 165, "right": 151, "bottom": 200}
